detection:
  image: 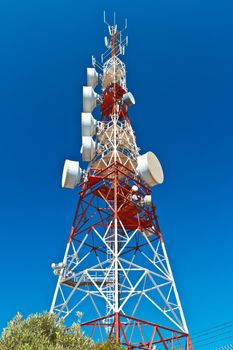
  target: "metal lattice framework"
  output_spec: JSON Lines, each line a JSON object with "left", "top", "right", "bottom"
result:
{"left": 50, "top": 14, "right": 193, "bottom": 350}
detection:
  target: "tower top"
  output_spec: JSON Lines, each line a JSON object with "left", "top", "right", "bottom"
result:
{"left": 103, "top": 11, "right": 128, "bottom": 58}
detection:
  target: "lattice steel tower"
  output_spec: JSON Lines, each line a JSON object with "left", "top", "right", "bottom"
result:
{"left": 50, "top": 14, "right": 193, "bottom": 350}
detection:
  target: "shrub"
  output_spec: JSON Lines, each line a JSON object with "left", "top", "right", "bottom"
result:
{"left": 0, "top": 312, "right": 94, "bottom": 350}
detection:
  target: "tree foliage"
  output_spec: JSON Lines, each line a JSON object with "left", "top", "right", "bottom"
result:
{"left": 95, "top": 339, "right": 123, "bottom": 349}
{"left": 0, "top": 312, "right": 95, "bottom": 350}
{"left": 0, "top": 313, "right": 124, "bottom": 350}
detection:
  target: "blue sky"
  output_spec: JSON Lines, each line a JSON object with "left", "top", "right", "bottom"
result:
{"left": 0, "top": 0, "right": 233, "bottom": 347}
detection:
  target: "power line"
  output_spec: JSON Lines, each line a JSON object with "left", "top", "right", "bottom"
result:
{"left": 192, "top": 329, "right": 233, "bottom": 345}
{"left": 191, "top": 320, "right": 233, "bottom": 339}
{"left": 215, "top": 343, "right": 233, "bottom": 350}
{"left": 190, "top": 321, "right": 233, "bottom": 349}
{"left": 195, "top": 334, "right": 233, "bottom": 349}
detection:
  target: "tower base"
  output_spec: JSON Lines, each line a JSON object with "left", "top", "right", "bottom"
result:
{"left": 81, "top": 313, "right": 193, "bottom": 350}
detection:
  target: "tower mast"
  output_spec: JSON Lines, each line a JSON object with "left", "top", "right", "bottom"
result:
{"left": 50, "top": 13, "right": 193, "bottom": 350}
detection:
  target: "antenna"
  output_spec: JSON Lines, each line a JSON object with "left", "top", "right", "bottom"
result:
{"left": 103, "top": 10, "right": 109, "bottom": 26}
{"left": 103, "top": 11, "right": 128, "bottom": 58}
{"left": 103, "top": 10, "right": 127, "bottom": 33}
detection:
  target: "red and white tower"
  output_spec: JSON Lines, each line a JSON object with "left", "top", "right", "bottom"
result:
{"left": 50, "top": 14, "right": 193, "bottom": 350}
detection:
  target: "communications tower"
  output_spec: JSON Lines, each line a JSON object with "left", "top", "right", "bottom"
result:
{"left": 50, "top": 14, "right": 193, "bottom": 350}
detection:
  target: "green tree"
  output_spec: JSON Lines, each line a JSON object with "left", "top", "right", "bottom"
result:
{"left": 95, "top": 338, "right": 123, "bottom": 349}
{"left": 0, "top": 312, "right": 95, "bottom": 350}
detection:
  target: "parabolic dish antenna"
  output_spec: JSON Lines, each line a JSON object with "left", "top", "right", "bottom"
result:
{"left": 87, "top": 68, "right": 99, "bottom": 88}
{"left": 137, "top": 151, "right": 164, "bottom": 187}
{"left": 82, "top": 136, "right": 96, "bottom": 162}
{"left": 81, "top": 113, "right": 97, "bottom": 137}
{"left": 83, "top": 86, "right": 99, "bottom": 113}
{"left": 122, "top": 92, "right": 135, "bottom": 106}
{"left": 62, "top": 160, "right": 82, "bottom": 189}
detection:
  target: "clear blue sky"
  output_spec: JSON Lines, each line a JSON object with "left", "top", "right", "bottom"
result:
{"left": 0, "top": 0, "right": 232, "bottom": 348}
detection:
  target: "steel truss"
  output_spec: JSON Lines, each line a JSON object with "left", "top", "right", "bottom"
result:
{"left": 50, "top": 16, "right": 193, "bottom": 350}
{"left": 82, "top": 313, "right": 192, "bottom": 350}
